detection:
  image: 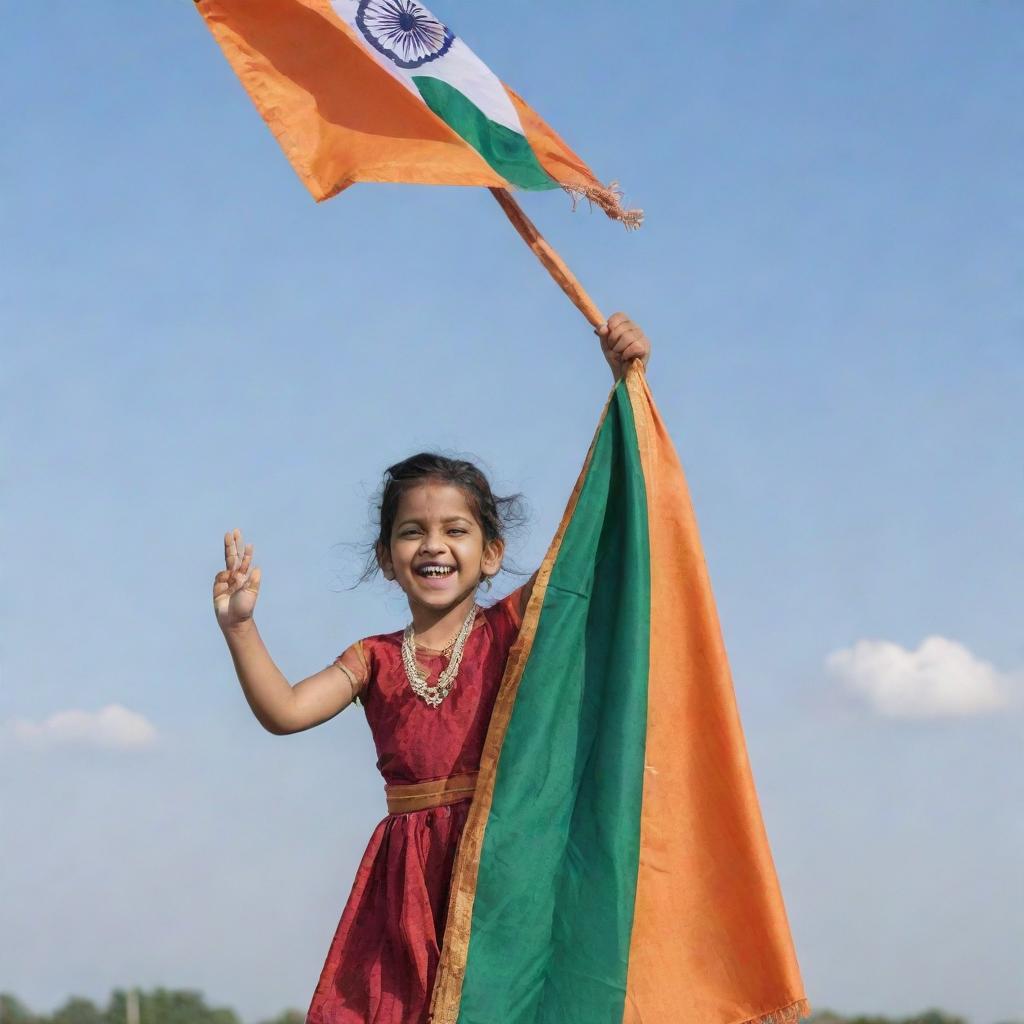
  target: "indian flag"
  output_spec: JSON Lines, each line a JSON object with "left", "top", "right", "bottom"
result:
{"left": 195, "top": 0, "right": 640, "bottom": 225}
{"left": 429, "top": 363, "right": 809, "bottom": 1024}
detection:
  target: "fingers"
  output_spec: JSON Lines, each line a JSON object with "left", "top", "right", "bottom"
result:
{"left": 212, "top": 571, "right": 232, "bottom": 615}
{"left": 598, "top": 313, "right": 638, "bottom": 349}
{"left": 212, "top": 560, "right": 260, "bottom": 614}
{"left": 213, "top": 571, "right": 231, "bottom": 601}
{"left": 224, "top": 529, "right": 242, "bottom": 571}
{"left": 223, "top": 529, "right": 254, "bottom": 571}
{"left": 245, "top": 566, "right": 262, "bottom": 595}
{"left": 229, "top": 550, "right": 255, "bottom": 592}
{"left": 618, "top": 339, "right": 649, "bottom": 363}
{"left": 219, "top": 530, "right": 256, "bottom": 596}
{"left": 608, "top": 332, "right": 645, "bottom": 366}
{"left": 599, "top": 312, "right": 650, "bottom": 368}
{"left": 237, "top": 542, "right": 254, "bottom": 579}
{"left": 610, "top": 327, "right": 643, "bottom": 355}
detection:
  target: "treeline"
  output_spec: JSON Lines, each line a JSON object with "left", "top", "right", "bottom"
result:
{"left": 812, "top": 1014, "right": 964, "bottom": 1024}
{"left": 811, "top": 1012, "right": 1021, "bottom": 1024}
{"left": 2, "top": 994, "right": 1018, "bottom": 1024}
{"left": 0, "top": 992, "right": 299, "bottom": 1024}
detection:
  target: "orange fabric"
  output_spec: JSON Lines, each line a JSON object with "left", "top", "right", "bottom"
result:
{"left": 506, "top": 87, "right": 642, "bottom": 225}
{"left": 505, "top": 86, "right": 595, "bottom": 194}
{"left": 623, "top": 363, "right": 808, "bottom": 1024}
{"left": 385, "top": 771, "right": 480, "bottom": 815}
{"left": 197, "top": 0, "right": 506, "bottom": 200}
{"left": 194, "top": 0, "right": 624, "bottom": 208}
{"left": 333, "top": 639, "right": 369, "bottom": 691}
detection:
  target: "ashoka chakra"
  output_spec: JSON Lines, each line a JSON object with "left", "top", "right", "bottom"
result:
{"left": 356, "top": 0, "right": 455, "bottom": 70}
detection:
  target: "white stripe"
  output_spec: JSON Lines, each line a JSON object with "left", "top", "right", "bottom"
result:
{"left": 330, "top": 0, "right": 525, "bottom": 134}
{"left": 417, "top": 38, "right": 522, "bottom": 133}
{"left": 330, "top": 0, "right": 421, "bottom": 98}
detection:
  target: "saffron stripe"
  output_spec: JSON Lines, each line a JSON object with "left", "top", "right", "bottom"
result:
{"left": 621, "top": 368, "right": 808, "bottom": 1024}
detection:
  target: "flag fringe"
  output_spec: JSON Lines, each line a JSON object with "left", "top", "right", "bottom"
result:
{"left": 561, "top": 180, "right": 644, "bottom": 229}
{"left": 734, "top": 998, "right": 813, "bottom": 1024}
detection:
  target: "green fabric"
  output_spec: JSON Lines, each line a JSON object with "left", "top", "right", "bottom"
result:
{"left": 411, "top": 76, "right": 558, "bottom": 192}
{"left": 458, "top": 382, "right": 651, "bottom": 1024}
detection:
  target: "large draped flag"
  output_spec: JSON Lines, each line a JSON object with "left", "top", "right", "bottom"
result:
{"left": 429, "top": 363, "right": 809, "bottom": 1024}
{"left": 194, "top": 0, "right": 641, "bottom": 226}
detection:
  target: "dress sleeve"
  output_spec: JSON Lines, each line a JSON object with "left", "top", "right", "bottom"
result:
{"left": 499, "top": 589, "right": 524, "bottom": 626}
{"left": 499, "top": 569, "right": 538, "bottom": 630}
{"left": 493, "top": 585, "right": 526, "bottom": 632}
{"left": 331, "top": 639, "right": 370, "bottom": 705}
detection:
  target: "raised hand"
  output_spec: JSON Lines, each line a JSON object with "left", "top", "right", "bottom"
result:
{"left": 213, "top": 528, "right": 262, "bottom": 629}
{"left": 597, "top": 312, "right": 652, "bottom": 381}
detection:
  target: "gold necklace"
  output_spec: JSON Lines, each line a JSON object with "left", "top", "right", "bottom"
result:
{"left": 401, "top": 603, "right": 478, "bottom": 708}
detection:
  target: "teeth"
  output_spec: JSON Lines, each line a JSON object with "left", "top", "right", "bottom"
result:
{"left": 421, "top": 565, "right": 453, "bottom": 577}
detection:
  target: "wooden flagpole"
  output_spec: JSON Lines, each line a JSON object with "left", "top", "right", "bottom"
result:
{"left": 489, "top": 188, "right": 605, "bottom": 329}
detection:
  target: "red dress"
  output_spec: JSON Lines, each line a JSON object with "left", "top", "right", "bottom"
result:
{"left": 306, "top": 592, "right": 523, "bottom": 1024}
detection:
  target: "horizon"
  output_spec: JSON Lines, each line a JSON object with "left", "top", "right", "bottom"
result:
{"left": 3, "top": 989, "right": 1017, "bottom": 1024}
{"left": 2, "top": 1, "right": 1021, "bottom": 1021}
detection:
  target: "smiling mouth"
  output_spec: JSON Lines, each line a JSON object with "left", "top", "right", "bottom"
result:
{"left": 416, "top": 564, "right": 455, "bottom": 578}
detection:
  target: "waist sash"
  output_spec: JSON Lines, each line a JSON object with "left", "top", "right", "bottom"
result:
{"left": 385, "top": 771, "right": 479, "bottom": 815}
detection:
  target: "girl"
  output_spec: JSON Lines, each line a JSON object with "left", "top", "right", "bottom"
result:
{"left": 212, "top": 314, "right": 651, "bottom": 1024}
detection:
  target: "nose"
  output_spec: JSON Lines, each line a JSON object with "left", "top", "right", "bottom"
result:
{"left": 418, "top": 530, "right": 447, "bottom": 554}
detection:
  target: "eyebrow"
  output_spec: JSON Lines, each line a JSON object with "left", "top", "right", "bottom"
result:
{"left": 396, "top": 515, "right": 474, "bottom": 529}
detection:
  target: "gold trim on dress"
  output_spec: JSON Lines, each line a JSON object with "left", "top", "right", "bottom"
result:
{"left": 385, "top": 771, "right": 480, "bottom": 815}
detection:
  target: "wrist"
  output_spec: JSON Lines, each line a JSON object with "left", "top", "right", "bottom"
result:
{"left": 221, "top": 616, "right": 257, "bottom": 640}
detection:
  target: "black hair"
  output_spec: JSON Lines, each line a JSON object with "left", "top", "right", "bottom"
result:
{"left": 358, "top": 452, "right": 526, "bottom": 584}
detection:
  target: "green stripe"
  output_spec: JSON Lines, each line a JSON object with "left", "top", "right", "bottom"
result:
{"left": 459, "top": 382, "right": 651, "bottom": 1024}
{"left": 412, "top": 76, "right": 558, "bottom": 192}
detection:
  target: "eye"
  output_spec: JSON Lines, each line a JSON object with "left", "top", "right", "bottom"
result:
{"left": 448, "top": 528, "right": 467, "bottom": 536}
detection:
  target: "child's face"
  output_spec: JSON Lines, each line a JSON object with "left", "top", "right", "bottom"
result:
{"left": 379, "top": 480, "right": 504, "bottom": 613}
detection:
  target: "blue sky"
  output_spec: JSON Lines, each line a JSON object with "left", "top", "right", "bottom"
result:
{"left": 2, "top": 1, "right": 1022, "bottom": 1021}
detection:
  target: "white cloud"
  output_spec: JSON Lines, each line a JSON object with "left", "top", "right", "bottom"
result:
{"left": 11, "top": 704, "right": 158, "bottom": 750}
{"left": 826, "top": 636, "right": 1018, "bottom": 718}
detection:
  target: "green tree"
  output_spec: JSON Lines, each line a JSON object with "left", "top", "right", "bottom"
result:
{"left": 52, "top": 998, "right": 103, "bottom": 1024}
{"left": 105, "top": 990, "right": 240, "bottom": 1024}
{"left": 255, "top": 1011, "right": 304, "bottom": 1024}
{"left": 905, "top": 1012, "right": 967, "bottom": 1024}
{"left": 0, "top": 994, "right": 36, "bottom": 1024}
{"left": 808, "top": 1011, "right": 849, "bottom": 1024}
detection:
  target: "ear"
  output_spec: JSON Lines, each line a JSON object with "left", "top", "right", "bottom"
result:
{"left": 481, "top": 537, "right": 504, "bottom": 579}
{"left": 376, "top": 542, "right": 396, "bottom": 581}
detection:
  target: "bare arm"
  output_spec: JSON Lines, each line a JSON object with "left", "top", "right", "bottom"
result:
{"left": 220, "top": 618, "right": 357, "bottom": 735}
{"left": 214, "top": 529, "right": 358, "bottom": 735}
